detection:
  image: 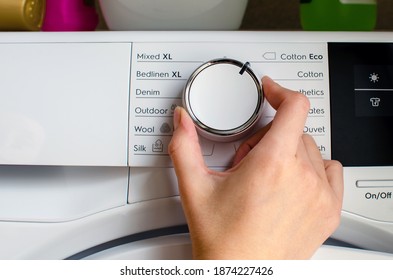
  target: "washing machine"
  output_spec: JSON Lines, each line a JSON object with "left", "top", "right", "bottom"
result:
{"left": 0, "top": 31, "right": 393, "bottom": 260}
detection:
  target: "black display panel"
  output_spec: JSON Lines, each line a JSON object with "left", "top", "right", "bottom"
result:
{"left": 328, "top": 43, "right": 393, "bottom": 166}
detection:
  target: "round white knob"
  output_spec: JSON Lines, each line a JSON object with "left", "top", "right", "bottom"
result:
{"left": 183, "top": 59, "right": 263, "bottom": 142}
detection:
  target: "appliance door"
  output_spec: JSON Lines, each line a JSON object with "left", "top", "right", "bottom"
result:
{"left": 81, "top": 234, "right": 393, "bottom": 260}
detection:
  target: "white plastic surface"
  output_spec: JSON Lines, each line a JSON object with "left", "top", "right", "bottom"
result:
{"left": 84, "top": 233, "right": 393, "bottom": 260}
{"left": 84, "top": 234, "right": 192, "bottom": 260}
{"left": 342, "top": 167, "right": 393, "bottom": 222}
{"left": 0, "top": 42, "right": 131, "bottom": 166}
{"left": 0, "top": 166, "right": 129, "bottom": 222}
{"left": 312, "top": 245, "right": 393, "bottom": 260}
{"left": 0, "top": 197, "right": 186, "bottom": 259}
{"left": 332, "top": 211, "right": 393, "bottom": 254}
{"left": 128, "top": 167, "right": 179, "bottom": 203}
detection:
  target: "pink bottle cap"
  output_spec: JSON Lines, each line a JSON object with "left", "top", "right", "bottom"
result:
{"left": 42, "top": 0, "right": 99, "bottom": 31}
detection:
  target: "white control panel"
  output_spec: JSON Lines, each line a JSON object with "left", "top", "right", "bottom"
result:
{"left": 129, "top": 42, "right": 331, "bottom": 167}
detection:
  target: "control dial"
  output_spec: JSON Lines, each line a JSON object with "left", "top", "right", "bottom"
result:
{"left": 183, "top": 58, "right": 264, "bottom": 142}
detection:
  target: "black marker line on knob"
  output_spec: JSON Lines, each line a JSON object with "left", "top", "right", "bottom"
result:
{"left": 239, "top": 62, "right": 251, "bottom": 75}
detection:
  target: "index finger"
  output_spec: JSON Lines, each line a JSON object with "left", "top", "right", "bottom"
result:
{"left": 262, "top": 76, "right": 310, "bottom": 155}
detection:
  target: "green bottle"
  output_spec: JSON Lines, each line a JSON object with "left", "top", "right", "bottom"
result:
{"left": 300, "top": 0, "right": 377, "bottom": 31}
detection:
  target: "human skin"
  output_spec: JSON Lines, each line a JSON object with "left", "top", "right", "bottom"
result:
{"left": 168, "top": 76, "right": 344, "bottom": 259}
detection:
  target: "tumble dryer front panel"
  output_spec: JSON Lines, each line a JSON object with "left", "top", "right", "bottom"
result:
{"left": 0, "top": 32, "right": 393, "bottom": 259}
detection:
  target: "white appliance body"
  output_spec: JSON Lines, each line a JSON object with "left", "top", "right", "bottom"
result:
{"left": 0, "top": 31, "right": 393, "bottom": 259}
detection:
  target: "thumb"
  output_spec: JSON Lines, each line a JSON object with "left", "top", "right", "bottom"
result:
{"left": 169, "top": 107, "right": 208, "bottom": 194}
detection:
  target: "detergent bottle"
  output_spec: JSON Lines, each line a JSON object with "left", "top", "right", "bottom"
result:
{"left": 0, "top": 0, "right": 45, "bottom": 30}
{"left": 300, "top": 0, "right": 377, "bottom": 31}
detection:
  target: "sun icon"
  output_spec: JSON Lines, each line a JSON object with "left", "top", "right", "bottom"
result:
{"left": 369, "top": 73, "right": 379, "bottom": 83}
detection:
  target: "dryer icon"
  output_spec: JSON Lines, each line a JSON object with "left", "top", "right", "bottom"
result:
{"left": 370, "top": 97, "right": 381, "bottom": 107}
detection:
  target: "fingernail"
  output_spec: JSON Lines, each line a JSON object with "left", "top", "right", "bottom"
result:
{"left": 173, "top": 106, "right": 182, "bottom": 130}
{"left": 262, "top": 75, "right": 274, "bottom": 84}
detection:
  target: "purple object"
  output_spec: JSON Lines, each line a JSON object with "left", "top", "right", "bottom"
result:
{"left": 42, "top": 0, "right": 99, "bottom": 31}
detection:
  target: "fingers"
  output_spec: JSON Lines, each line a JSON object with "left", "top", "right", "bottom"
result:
{"left": 232, "top": 122, "right": 271, "bottom": 166}
{"left": 302, "top": 133, "right": 344, "bottom": 203}
{"left": 233, "top": 76, "right": 310, "bottom": 164}
{"left": 301, "top": 134, "right": 326, "bottom": 177}
{"left": 324, "top": 160, "right": 344, "bottom": 203}
{"left": 168, "top": 107, "right": 208, "bottom": 194}
{"left": 262, "top": 76, "right": 310, "bottom": 155}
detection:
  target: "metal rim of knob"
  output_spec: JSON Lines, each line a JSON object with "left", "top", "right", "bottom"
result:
{"left": 183, "top": 58, "right": 264, "bottom": 142}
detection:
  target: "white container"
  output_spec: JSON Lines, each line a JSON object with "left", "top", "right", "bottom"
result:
{"left": 98, "top": 0, "right": 249, "bottom": 30}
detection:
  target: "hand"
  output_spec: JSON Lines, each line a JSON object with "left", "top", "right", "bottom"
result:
{"left": 168, "top": 76, "right": 344, "bottom": 259}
